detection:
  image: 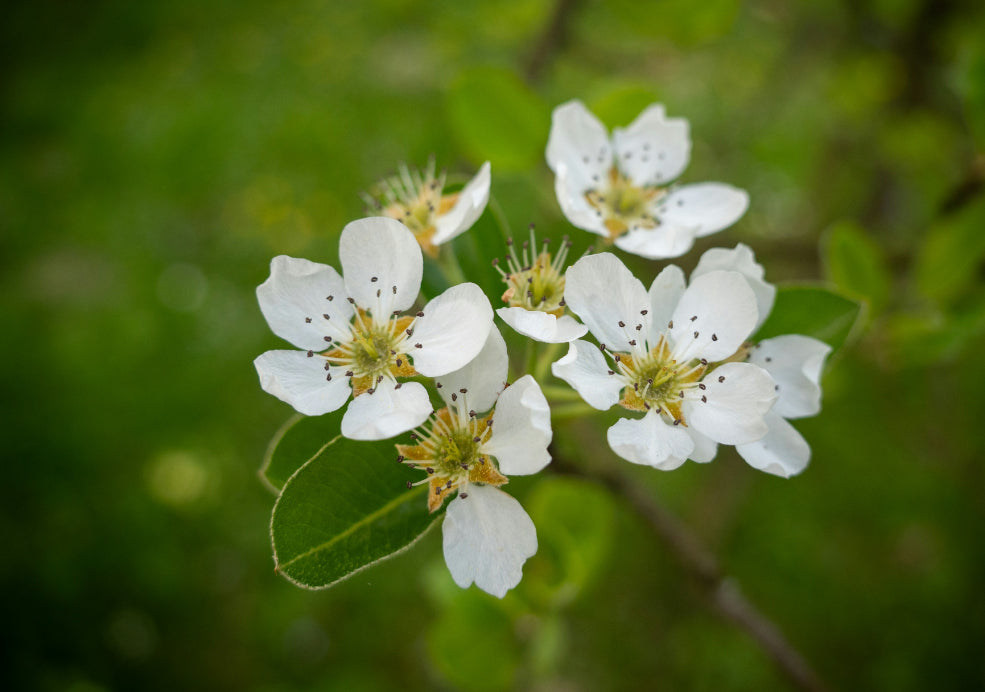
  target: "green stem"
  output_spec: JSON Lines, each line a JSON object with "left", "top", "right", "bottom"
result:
{"left": 437, "top": 245, "right": 467, "bottom": 286}
{"left": 549, "top": 402, "right": 597, "bottom": 421}
{"left": 534, "top": 342, "right": 563, "bottom": 382}
{"left": 487, "top": 192, "right": 513, "bottom": 242}
{"left": 541, "top": 385, "right": 584, "bottom": 402}
{"left": 523, "top": 339, "right": 538, "bottom": 380}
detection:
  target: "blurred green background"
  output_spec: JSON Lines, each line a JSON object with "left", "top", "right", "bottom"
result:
{"left": 3, "top": 0, "right": 985, "bottom": 689}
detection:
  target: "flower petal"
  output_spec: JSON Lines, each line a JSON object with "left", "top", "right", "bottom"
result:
{"left": 658, "top": 183, "right": 749, "bottom": 238}
{"left": 546, "top": 100, "right": 612, "bottom": 194}
{"left": 687, "top": 428, "right": 719, "bottom": 463}
{"left": 669, "top": 270, "right": 758, "bottom": 362}
{"left": 646, "top": 264, "right": 686, "bottom": 346}
{"left": 611, "top": 103, "right": 691, "bottom": 186}
{"left": 496, "top": 307, "right": 588, "bottom": 343}
{"left": 554, "top": 163, "right": 609, "bottom": 237}
{"left": 442, "top": 485, "right": 537, "bottom": 598}
{"left": 340, "top": 380, "right": 433, "bottom": 440}
{"left": 257, "top": 256, "right": 354, "bottom": 351}
{"left": 692, "top": 244, "right": 775, "bottom": 329}
{"left": 254, "top": 350, "right": 351, "bottom": 416}
{"left": 684, "top": 362, "right": 776, "bottom": 445}
{"left": 551, "top": 339, "right": 624, "bottom": 410}
{"left": 613, "top": 223, "right": 697, "bottom": 260}
{"left": 737, "top": 411, "right": 810, "bottom": 477}
{"left": 483, "top": 375, "right": 552, "bottom": 476}
{"left": 564, "top": 253, "right": 651, "bottom": 352}
{"left": 606, "top": 411, "right": 694, "bottom": 470}
{"left": 748, "top": 335, "right": 831, "bottom": 419}
{"left": 411, "top": 282, "right": 493, "bottom": 377}
{"left": 435, "top": 325, "right": 508, "bottom": 414}
{"left": 340, "top": 217, "right": 423, "bottom": 315}
{"left": 433, "top": 162, "right": 491, "bottom": 244}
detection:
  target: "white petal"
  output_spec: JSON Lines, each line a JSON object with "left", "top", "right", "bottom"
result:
{"left": 669, "top": 270, "right": 758, "bottom": 363}
{"left": 254, "top": 350, "right": 351, "bottom": 416}
{"left": 684, "top": 362, "right": 776, "bottom": 445}
{"left": 611, "top": 103, "right": 691, "bottom": 186}
{"left": 749, "top": 335, "right": 831, "bottom": 419}
{"left": 432, "top": 162, "right": 491, "bottom": 244}
{"left": 442, "top": 485, "right": 537, "bottom": 599}
{"left": 658, "top": 183, "right": 749, "bottom": 238}
{"left": 550, "top": 339, "right": 624, "bottom": 410}
{"left": 496, "top": 307, "right": 587, "bottom": 343}
{"left": 435, "top": 326, "right": 508, "bottom": 413}
{"left": 686, "top": 428, "right": 719, "bottom": 463}
{"left": 256, "top": 256, "right": 354, "bottom": 351}
{"left": 483, "top": 375, "right": 552, "bottom": 476}
{"left": 613, "top": 223, "right": 697, "bottom": 260}
{"left": 737, "top": 411, "right": 810, "bottom": 478}
{"left": 340, "top": 380, "right": 433, "bottom": 440}
{"left": 606, "top": 411, "right": 694, "bottom": 470}
{"left": 646, "top": 264, "right": 686, "bottom": 346}
{"left": 554, "top": 163, "right": 609, "bottom": 237}
{"left": 339, "top": 217, "right": 422, "bottom": 315}
{"left": 410, "top": 282, "right": 493, "bottom": 376}
{"left": 692, "top": 244, "right": 775, "bottom": 329}
{"left": 545, "top": 100, "right": 612, "bottom": 194}
{"left": 564, "top": 253, "right": 650, "bottom": 352}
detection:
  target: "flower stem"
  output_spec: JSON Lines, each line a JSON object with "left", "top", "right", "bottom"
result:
{"left": 540, "top": 385, "right": 583, "bottom": 402}
{"left": 437, "top": 245, "right": 467, "bottom": 286}
{"left": 487, "top": 192, "right": 513, "bottom": 242}
{"left": 534, "top": 342, "right": 563, "bottom": 382}
{"left": 549, "top": 402, "right": 597, "bottom": 421}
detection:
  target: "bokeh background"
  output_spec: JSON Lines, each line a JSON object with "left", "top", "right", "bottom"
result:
{"left": 3, "top": 0, "right": 985, "bottom": 689}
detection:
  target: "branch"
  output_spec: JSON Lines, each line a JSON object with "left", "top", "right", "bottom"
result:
{"left": 555, "top": 458, "right": 829, "bottom": 692}
{"left": 524, "top": 0, "right": 582, "bottom": 84}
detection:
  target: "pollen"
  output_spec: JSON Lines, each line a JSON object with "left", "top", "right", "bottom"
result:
{"left": 496, "top": 226, "right": 571, "bottom": 316}
{"left": 320, "top": 308, "right": 418, "bottom": 396}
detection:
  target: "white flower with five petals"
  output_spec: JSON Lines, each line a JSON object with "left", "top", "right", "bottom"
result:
{"left": 692, "top": 244, "right": 831, "bottom": 477}
{"left": 397, "top": 327, "right": 551, "bottom": 598}
{"left": 552, "top": 252, "right": 776, "bottom": 469}
{"left": 546, "top": 100, "right": 748, "bottom": 259}
{"left": 254, "top": 216, "right": 493, "bottom": 441}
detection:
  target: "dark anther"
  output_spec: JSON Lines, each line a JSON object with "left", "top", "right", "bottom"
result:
{"left": 614, "top": 354, "right": 621, "bottom": 362}
{"left": 397, "top": 455, "right": 404, "bottom": 463}
{"left": 327, "top": 295, "right": 334, "bottom": 301}
{"left": 599, "top": 343, "right": 607, "bottom": 351}
{"left": 436, "top": 382, "right": 443, "bottom": 388}
{"left": 460, "top": 493, "right": 468, "bottom": 499}
{"left": 711, "top": 334, "right": 718, "bottom": 342}
{"left": 392, "top": 286, "right": 397, "bottom": 294}
{"left": 394, "top": 383, "right": 402, "bottom": 389}
{"left": 305, "top": 317, "right": 312, "bottom": 323}
{"left": 618, "top": 321, "right": 625, "bottom": 328}
{"left": 460, "top": 462, "right": 469, "bottom": 470}
{"left": 347, "top": 297, "right": 355, "bottom": 303}
{"left": 673, "top": 419, "right": 682, "bottom": 425}
{"left": 323, "top": 336, "right": 332, "bottom": 342}
{"left": 629, "top": 339, "right": 637, "bottom": 346}
{"left": 324, "top": 362, "right": 330, "bottom": 371}
{"left": 607, "top": 370, "right": 615, "bottom": 375}
{"left": 396, "top": 358, "right": 402, "bottom": 366}
{"left": 690, "top": 315, "right": 697, "bottom": 322}
{"left": 345, "top": 370, "right": 353, "bottom": 377}
{"left": 323, "top": 313, "right": 331, "bottom": 320}
{"left": 765, "top": 357, "right": 772, "bottom": 362}
{"left": 641, "top": 309, "right": 648, "bottom": 315}
{"left": 376, "top": 289, "right": 381, "bottom": 298}
{"left": 459, "top": 388, "right": 467, "bottom": 394}
{"left": 414, "top": 343, "right": 422, "bottom": 348}
{"left": 668, "top": 320, "right": 674, "bottom": 328}
{"left": 718, "top": 376, "right": 725, "bottom": 383}
{"left": 426, "top": 467, "right": 434, "bottom": 474}
{"left": 406, "top": 481, "right": 413, "bottom": 489}
{"left": 451, "top": 393, "right": 458, "bottom": 401}
{"left": 679, "top": 390, "right": 684, "bottom": 398}
{"left": 416, "top": 311, "right": 425, "bottom": 317}
{"left": 326, "top": 373, "right": 332, "bottom": 381}
{"left": 469, "top": 410, "right": 476, "bottom": 418}
{"left": 406, "top": 328, "right": 413, "bottom": 336}
{"left": 693, "top": 331, "right": 699, "bottom": 338}
{"left": 371, "top": 276, "right": 378, "bottom": 283}
{"left": 636, "top": 324, "right": 642, "bottom": 331}
{"left": 701, "top": 395, "right": 707, "bottom": 403}
{"left": 306, "top": 350, "right": 313, "bottom": 358}
{"left": 698, "top": 383, "right": 706, "bottom": 390}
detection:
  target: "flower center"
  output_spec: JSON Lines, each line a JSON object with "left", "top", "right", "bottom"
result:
{"left": 397, "top": 402, "right": 508, "bottom": 512}
{"left": 612, "top": 337, "right": 707, "bottom": 424}
{"left": 362, "top": 159, "right": 458, "bottom": 256}
{"left": 585, "top": 167, "right": 665, "bottom": 240}
{"left": 495, "top": 229, "right": 572, "bottom": 316}
{"left": 322, "top": 308, "right": 417, "bottom": 395}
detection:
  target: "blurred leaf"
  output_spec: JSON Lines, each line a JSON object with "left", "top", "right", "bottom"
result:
{"left": 271, "top": 435, "right": 439, "bottom": 589}
{"left": 522, "top": 477, "right": 616, "bottom": 605}
{"left": 756, "top": 285, "right": 863, "bottom": 353}
{"left": 260, "top": 411, "right": 345, "bottom": 492}
{"left": 426, "top": 589, "right": 520, "bottom": 692}
{"left": 822, "top": 220, "right": 892, "bottom": 314}
{"left": 886, "top": 288, "right": 985, "bottom": 366}
{"left": 447, "top": 66, "right": 550, "bottom": 172}
{"left": 915, "top": 196, "right": 985, "bottom": 305}
{"left": 954, "top": 39, "right": 985, "bottom": 149}
{"left": 589, "top": 83, "right": 662, "bottom": 128}
{"left": 600, "top": 0, "right": 740, "bottom": 47}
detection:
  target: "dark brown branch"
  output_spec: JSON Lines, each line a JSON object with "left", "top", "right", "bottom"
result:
{"left": 555, "top": 459, "right": 829, "bottom": 692}
{"left": 524, "top": 0, "right": 582, "bottom": 84}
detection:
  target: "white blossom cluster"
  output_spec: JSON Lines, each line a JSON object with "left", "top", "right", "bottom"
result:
{"left": 254, "top": 101, "right": 830, "bottom": 598}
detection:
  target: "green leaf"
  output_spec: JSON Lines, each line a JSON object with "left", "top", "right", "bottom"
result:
{"left": 522, "top": 478, "right": 616, "bottom": 605}
{"left": 259, "top": 411, "right": 345, "bottom": 492}
{"left": 914, "top": 196, "right": 985, "bottom": 305}
{"left": 589, "top": 83, "right": 662, "bottom": 128}
{"left": 447, "top": 66, "right": 550, "bottom": 172}
{"left": 822, "top": 220, "right": 892, "bottom": 314}
{"left": 270, "top": 435, "right": 439, "bottom": 590}
{"left": 755, "top": 285, "right": 863, "bottom": 353}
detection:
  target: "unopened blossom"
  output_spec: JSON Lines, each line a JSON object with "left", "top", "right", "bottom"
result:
{"left": 546, "top": 100, "right": 748, "bottom": 260}
{"left": 493, "top": 227, "right": 588, "bottom": 343}
{"left": 363, "top": 159, "right": 491, "bottom": 257}
{"left": 254, "top": 217, "right": 493, "bottom": 441}
{"left": 552, "top": 252, "right": 776, "bottom": 469}
{"left": 397, "top": 327, "right": 551, "bottom": 598}
{"left": 692, "top": 244, "right": 831, "bottom": 477}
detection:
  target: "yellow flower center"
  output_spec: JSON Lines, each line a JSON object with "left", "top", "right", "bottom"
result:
{"left": 495, "top": 229, "right": 572, "bottom": 316}
{"left": 585, "top": 167, "right": 666, "bottom": 241}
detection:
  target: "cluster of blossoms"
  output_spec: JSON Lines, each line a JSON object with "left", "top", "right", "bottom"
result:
{"left": 255, "top": 100, "right": 831, "bottom": 598}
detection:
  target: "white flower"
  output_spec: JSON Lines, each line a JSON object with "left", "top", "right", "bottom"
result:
{"left": 493, "top": 227, "right": 588, "bottom": 343}
{"left": 552, "top": 252, "right": 776, "bottom": 470}
{"left": 397, "top": 327, "right": 552, "bottom": 598}
{"left": 364, "top": 159, "right": 491, "bottom": 257}
{"left": 546, "top": 100, "right": 748, "bottom": 260}
{"left": 691, "top": 244, "right": 831, "bottom": 477}
{"left": 254, "top": 216, "right": 494, "bottom": 441}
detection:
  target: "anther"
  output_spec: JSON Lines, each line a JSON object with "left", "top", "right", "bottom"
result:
{"left": 460, "top": 463, "right": 469, "bottom": 470}
{"left": 712, "top": 334, "right": 718, "bottom": 342}
{"left": 394, "top": 383, "right": 402, "bottom": 389}
{"left": 327, "top": 295, "right": 334, "bottom": 301}
{"left": 618, "top": 321, "right": 625, "bottom": 328}
{"left": 641, "top": 310, "right": 648, "bottom": 315}
{"left": 376, "top": 289, "right": 381, "bottom": 297}
{"left": 636, "top": 324, "right": 642, "bottom": 331}
{"left": 370, "top": 276, "right": 378, "bottom": 283}
{"left": 607, "top": 370, "right": 615, "bottom": 375}
{"left": 451, "top": 393, "right": 457, "bottom": 401}
{"left": 306, "top": 350, "right": 313, "bottom": 357}
{"left": 469, "top": 410, "right": 477, "bottom": 418}
{"left": 323, "top": 313, "right": 331, "bottom": 320}
{"left": 629, "top": 339, "right": 637, "bottom": 346}
{"left": 436, "top": 382, "right": 443, "bottom": 389}
{"left": 416, "top": 311, "right": 425, "bottom": 317}
{"left": 396, "top": 358, "right": 402, "bottom": 366}
{"left": 765, "top": 356, "right": 772, "bottom": 362}
{"left": 698, "top": 383, "right": 706, "bottom": 390}
{"left": 673, "top": 419, "right": 682, "bottom": 425}
{"left": 460, "top": 493, "right": 468, "bottom": 499}
{"left": 397, "top": 455, "right": 404, "bottom": 463}
{"left": 690, "top": 315, "right": 697, "bottom": 322}
{"left": 701, "top": 395, "right": 707, "bottom": 403}
{"left": 693, "top": 331, "right": 699, "bottom": 338}
{"left": 426, "top": 467, "right": 434, "bottom": 474}
{"left": 406, "top": 481, "right": 413, "bottom": 489}
{"left": 392, "top": 285, "right": 397, "bottom": 294}
{"left": 414, "top": 343, "right": 422, "bottom": 348}
{"left": 345, "top": 370, "right": 353, "bottom": 377}
{"left": 326, "top": 373, "right": 332, "bottom": 381}
{"left": 305, "top": 317, "right": 312, "bottom": 323}
{"left": 406, "top": 328, "right": 413, "bottom": 336}
{"left": 323, "top": 336, "right": 332, "bottom": 342}
{"left": 459, "top": 388, "right": 467, "bottom": 394}
{"left": 347, "top": 297, "right": 355, "bottom": 304}
{"left": 668, "top": 320, "right": 674, "bottom": 328}
{"left": 718, "top": 376, "right": 725, "bottom": 383}
{"left": 679, "top": 391, "right": 684, "bottom": 398}
{"left": 599, "top": 343, "right": 607, "bottom": 351}
{"left": 324, "top": 362, "right": 330, "bottom": 371}
{"left": 700, "top": 359, "right": 708, "bottom": 365}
